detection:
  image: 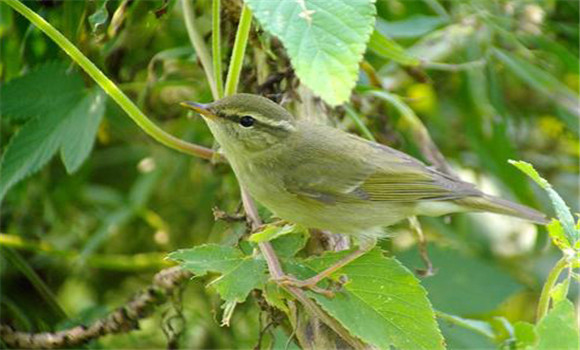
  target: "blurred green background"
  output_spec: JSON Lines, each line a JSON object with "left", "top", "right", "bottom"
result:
{"left": 0, "top": 0, "right": 578, "bottom": 348}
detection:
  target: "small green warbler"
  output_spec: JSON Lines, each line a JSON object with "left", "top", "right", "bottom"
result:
{"left": 181, "top": 94, "right": 547, "bottom": 289}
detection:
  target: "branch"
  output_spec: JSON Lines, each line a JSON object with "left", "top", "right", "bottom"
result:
{"left": 182, "top": 0, "right": 219, "bottom": 99}
{"left": 5, "top": 0, "right": 216, "bottom": 161}
{"left": 0, "top": 267, "right": 192, "bottom": 349}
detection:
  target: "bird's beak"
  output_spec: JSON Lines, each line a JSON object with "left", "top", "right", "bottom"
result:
{"left": 180, "top": 101, "right": 217, "bottom": 119}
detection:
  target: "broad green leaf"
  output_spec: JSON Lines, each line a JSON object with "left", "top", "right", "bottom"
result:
{"left": 397, "top": 246, "right": 521, "bottom": 315}
{"left": 60, "top": 89, "right": 106, "bottom": 172}
{"left": 375, "top": 15, "right": 447, "bottom": 39}
{"left": 513, "top": 322, "right": 536, "bottom": 350}
{"left": 0, "top": 62, "right": 85, "bottom": 122}
{"left": 493, "top": 48, "right": 580, "bottom": 117}
{"left": 270, "top": 228, "right": 309, "bottom": 258}
{"left": 510, "top": 160, "right": 578, "bottom": 245}
{"left": 168, "top": 244, "right": 268, "bottom": 303}
{"left": 536, "top": 299, "right": 579, "bottom": 350}
{"left": 292, "top": 248, "right": 444, "bottom": 350}
{"left": 245, "top": 0, "right": 376, "bottom": 106}
{"left": 368, "top": 30, "right": 420, "bottom": 66}
{"left": 0, "top": 88, "right": 106, "bottom": 201}
{"left": 438, "top": 319, "right": 495, "bottom": 350}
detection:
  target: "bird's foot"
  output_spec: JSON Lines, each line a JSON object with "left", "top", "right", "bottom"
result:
{"left": 274, "top": 274, "right": 336, "bottom": 298}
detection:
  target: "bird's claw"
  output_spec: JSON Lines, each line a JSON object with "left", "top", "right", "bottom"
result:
{"left": 274, "top": 275, "right": 335, "bottom": 298}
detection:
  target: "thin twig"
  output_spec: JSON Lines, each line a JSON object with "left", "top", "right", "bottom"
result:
{"left": 0, "top": 267, "right": 192, "bottom": 349}
{"left": 182, "top": 0, "right": 218, "bottom": 98}
{"left": 408, "top": 217, "right": 437, "bottom": 277}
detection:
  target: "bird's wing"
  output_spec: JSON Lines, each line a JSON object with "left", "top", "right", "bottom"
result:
{"left": 282, "top": 132, "right": 480, "bottom": 204}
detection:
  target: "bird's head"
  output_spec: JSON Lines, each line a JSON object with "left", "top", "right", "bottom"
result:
{"left": 181, "top": 93, "right": 296, "bottom": 155}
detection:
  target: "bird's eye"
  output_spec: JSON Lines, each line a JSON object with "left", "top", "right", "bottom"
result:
{"left": 239, "top": 115, "right": 255, "bottom": 127}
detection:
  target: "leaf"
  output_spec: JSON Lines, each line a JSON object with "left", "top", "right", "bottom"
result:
{"left": 291, "top": 248, "right": 444, "bottom": 350}
{"left": 546, "top": 219, "right": 571, "bottom": 251}
{"left": 375, "top": 15, "right": 447, "bottom": 39}
{"left": 368, "top": 30, "right": 420, "bottom": 66}
{"left": 60, "top": 89, "right": 106, "bottom": 172}
{"left": 270, "top": 228, "right": 309, "bottom": 258}
{"left": 397, "top": 246, "right": 522, "bottom": 315}
{"left": 493, "top": 48, "right": 580, "bottom": 117}
{"left": 0, "top": 87, "right": 106, "bottom": 201}
{"left": 88, "top": 0, "right": 109, "bottom": 34}
{"left": 0, "top": 62, "right": 85, "bottom": 122}
{"left": 510, "top": 160, "right": 578, "bottom": 246}
{"left": 549, "top": 280, "right": 570, "bottom": 304}
{"left": 508, "top": 160, "right": 550, "bottom": 189}
{"left": 536, "top": 299, "right": 579, "bottom": 350}
{"left": 513, "top": 322, "right": 537, "bottom": 350}
{"left": 249, "top": 224, "right": 297, "bottom": 243}
{"left": 245, "top": 0, "right": 376, "bottom": 106}
{"left": 168, "top": 244, "right": 268, "bottom": 303}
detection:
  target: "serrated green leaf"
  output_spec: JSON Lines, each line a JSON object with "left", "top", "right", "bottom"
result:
{"left": 0, "top": 87, "right": 105, "bottom": 201}
{"left": 508, "top": 160, "right": 550, "bottom": 189}
{"left": 246, "top": 0, "right": 376, "bottom": 106}
{"left": 509, "top": 160, "right": 578, "bottom": 246}
{"left": 536, "top": 299, "right": 579, "bottom": 350}
{"left": 168, "top": 244, "right": 268, "bottom": 303}
{"left": 368, "top": 30, "right": 420, "bottom": 66}
{"left": 0, "top": 113, "right": 62, "bottom": 200}
{"left": 0, "top": 62, "right": 85, "bottom": 122}
{"left": 292, "top": 248, "right": 444, "bottom": 350}
{"left": 493, "top": 49, "right": 580, "bottom": 117}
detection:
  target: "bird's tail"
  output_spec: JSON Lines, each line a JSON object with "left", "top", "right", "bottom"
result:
{"left": 457, "top": 195, "right": 549, "bottom": 224}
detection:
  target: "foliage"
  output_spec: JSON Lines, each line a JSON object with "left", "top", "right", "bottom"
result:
{"left": 1, "top": 0, "right": 578, "bottom": 349}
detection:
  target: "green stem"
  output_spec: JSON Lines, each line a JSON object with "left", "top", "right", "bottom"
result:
{"left": 435, "top": 311, "right": 495, "bottom": 340}
{"left": 224, "top": 3, "right": 252, "bottom": 96}
{"left": 0, "top": 233, "right": 170, "bottom": 271}
{"left": 344, "top": 104, "right": 376, "bottom": 141}
{"left": 6, "top": 0, "right": 215, "bottom": 160}
{"left": 212, "top": 0, "right": 224, "bottom": 98}
{"left": 182, "top": 0, "right": 219, "bottom": 99}
{"left": 536, "top": 256, "right": 570, "bottom": 322}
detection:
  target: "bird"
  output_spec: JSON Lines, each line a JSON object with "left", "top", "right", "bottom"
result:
{"left": 181, "top": 93, "right": 547, "bottom": 289}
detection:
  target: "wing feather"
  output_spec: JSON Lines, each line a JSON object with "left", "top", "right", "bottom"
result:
{"left": 282, "top": 125, "right": 481, "bottom": 204}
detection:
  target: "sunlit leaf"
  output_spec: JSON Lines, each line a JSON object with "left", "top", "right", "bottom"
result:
{"left": 291, "top": 248, "right": 444, "bottom": 350}
{"left": 536, "top": 299, "right": 579, "bottom": 350}
{"left": 509, "top": 160, "right": 578, "bottom": 245}
{"left": 168, "top": 244, "right": 268, "bottom": 303}
{"left": 245, "top": 0, "right": 376, "bottom": 105}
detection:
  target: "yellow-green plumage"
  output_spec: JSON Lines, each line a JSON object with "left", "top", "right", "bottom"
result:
{"left": 182, "top": 94, "right": 547, "bottom": 242}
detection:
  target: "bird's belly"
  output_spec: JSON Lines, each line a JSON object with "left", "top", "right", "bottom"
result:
{"left": 250, "top": 184, "right": 410, "bottom": 235}
{"left": 233, "top": 159, "right": 412, "bottom": 236}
